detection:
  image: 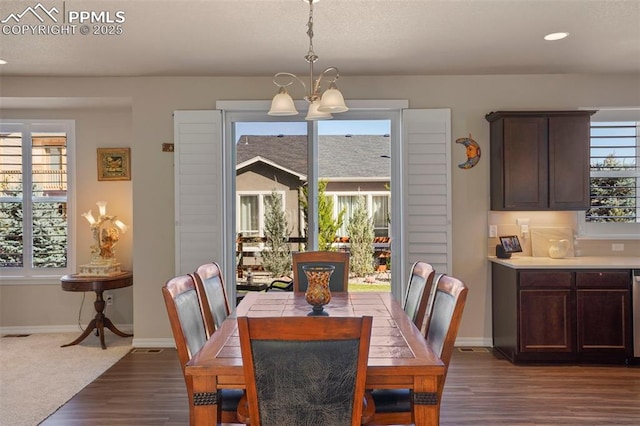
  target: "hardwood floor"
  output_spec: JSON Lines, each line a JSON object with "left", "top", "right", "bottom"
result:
{"left": 41, "top": 348, "right": 640, "bottom": 425}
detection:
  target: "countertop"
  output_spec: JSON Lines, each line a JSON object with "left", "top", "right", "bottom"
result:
{"left": 489, "top": 256, "right": 640, "bottom": 269}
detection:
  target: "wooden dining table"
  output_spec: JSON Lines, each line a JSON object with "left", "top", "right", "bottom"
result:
{"left": 185, "top": 291, "right": 445, "bottom": 425}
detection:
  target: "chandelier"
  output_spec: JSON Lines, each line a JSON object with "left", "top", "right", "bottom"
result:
{"left": 268, "top": 0, "right": 348, "bottom": 120}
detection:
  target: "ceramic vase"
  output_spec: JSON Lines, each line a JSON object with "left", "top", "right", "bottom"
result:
{"left": 303, "top": 264, "right": 335, "bottom": 315}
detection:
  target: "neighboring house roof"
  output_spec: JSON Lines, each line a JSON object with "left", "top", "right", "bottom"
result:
{"left": 236, "top": 134, "right": 390, "bottom": 180}
{"left": 236, "top": 156, "right": 307, "bottom": 180}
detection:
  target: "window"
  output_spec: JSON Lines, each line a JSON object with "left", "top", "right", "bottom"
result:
{"left": 236, "top": 191, "right": 285, "bottom": 238}
{"left": 0, "top": 120, "right": 74, "bottom": 279}
{"left": 331, "top": 192, "right": 391, "bottom": 238}
{"left": 579, "top": 118, "right": 639, "bottom": 237}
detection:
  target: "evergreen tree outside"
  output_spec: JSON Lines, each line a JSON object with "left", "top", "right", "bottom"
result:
{"left": 261, "top": 191, "right": 292, "bottom": 277}
{"left": 347, "top": 195, "right": 375, "bottom": 277}
{"left": 587, "top": 155, "right": 636, "bottom": 222}
{"left": 299, "top": 180, "right": 345, "bottom": 251}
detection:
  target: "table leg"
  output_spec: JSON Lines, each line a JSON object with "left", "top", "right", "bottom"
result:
{"left": 61, "top": 289, "right": 131, "bottom": 350}
{"left": 412, "top": 375, "right": 441, "bottom": 425}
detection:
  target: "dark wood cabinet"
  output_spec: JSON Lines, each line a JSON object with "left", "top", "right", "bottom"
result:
{"left": 486, "top": 111, "right": 594, "bottom": 211}
{"left": 575, "top": 271, "right": 632, "bottom": 362}
{"left": 492, "top": 264, "right": 632, "bottom": 363}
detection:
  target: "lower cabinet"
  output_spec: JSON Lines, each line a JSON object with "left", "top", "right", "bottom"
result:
{"left": 492, "top": 264, "right": 632, "bottom": 364}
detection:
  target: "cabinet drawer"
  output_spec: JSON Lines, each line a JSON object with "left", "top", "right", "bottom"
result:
{"left": 520, "top": 271, "right": 572, "bottom": 288}
{"left": 576, "top": 271, "right": 630, "bottom": 289}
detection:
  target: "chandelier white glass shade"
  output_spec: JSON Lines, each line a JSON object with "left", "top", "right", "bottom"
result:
{"left": 267, "top": 0, "right": 348, "bottom": 120}
{"left": 79, "top": 201, "right": 128, "bottom": 276}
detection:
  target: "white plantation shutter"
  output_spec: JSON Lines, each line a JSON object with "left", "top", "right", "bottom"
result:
{"left": 401, "top": 109, "right": 452, "bottom": 296}
{"left": 174, "top": 110, "right": 223, "bottom": 275}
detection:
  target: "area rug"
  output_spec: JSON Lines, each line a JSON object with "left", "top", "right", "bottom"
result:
{"left": 0, "top": 332, "right": 132, "bottom": 426}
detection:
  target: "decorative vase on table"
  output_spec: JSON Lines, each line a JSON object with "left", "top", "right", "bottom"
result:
{"left": 303, "top": 264, "right": 335, "bottom": 315}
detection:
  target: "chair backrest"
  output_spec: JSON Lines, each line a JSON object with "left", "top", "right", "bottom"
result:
{"left": 425, "top": 274, "right": 468, "bottom": 395}
{"left": 402, "top": 261, "right": 435, "bottom": 332}
{"left": 421, "top": 272, "right": 444, "bottom": 335}
{"left": 238, "top": 315, "right": 372, "bottom": 426}
{"left": 292, "top": 251, "right": 350, "bottom": 293}
{"left": 161, "top": 274, "right": 208, "bottom": 374}
{"left": 193, "top": 261, "right": 230, "bottom": 338}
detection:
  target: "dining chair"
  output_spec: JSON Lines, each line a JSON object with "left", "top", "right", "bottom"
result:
{"left": 161, "top": 274, "right": 243, "bottom": 424}
{"left": 193, "top": 261, "right": 230, "bottom": 339}
{"left": 292, "top": 250, "right": 350, "bottom": 293}
{"left": 369, "top": 274, "right": 469, "bottom": 425}
{"left": 236, "top": 315, "right": 375, "bottom": 426}
{"left": 402, "top": 261, "right": 436, "bottom": 333}
{"left": 265, "top": 277, "right": 294, "bottom": 292}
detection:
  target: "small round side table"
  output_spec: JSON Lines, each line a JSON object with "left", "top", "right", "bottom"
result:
{"left": 60, "top": 271, "right": 133, "bottom": 350}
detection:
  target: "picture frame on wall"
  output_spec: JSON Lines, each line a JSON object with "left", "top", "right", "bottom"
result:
{"left": 97, "top": 148, "right": 131, "bottom": 181}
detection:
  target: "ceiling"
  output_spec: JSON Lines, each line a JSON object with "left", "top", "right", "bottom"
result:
{"left": 0, "top": 0, "right": 639, "bottom": 78}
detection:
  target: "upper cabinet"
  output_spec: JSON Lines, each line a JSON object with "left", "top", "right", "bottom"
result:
{"left": 486, "top": 110, "right": 595, "bottom": 211}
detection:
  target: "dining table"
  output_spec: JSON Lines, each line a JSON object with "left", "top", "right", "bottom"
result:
{"left": 185, "top": 291, "right": 445, "bottom": 425}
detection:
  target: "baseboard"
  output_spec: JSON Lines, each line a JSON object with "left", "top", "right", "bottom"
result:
{"left": 456, "top": 337, "right": 493, "bottom": 347}
{"left": 133, "top": 338, "right": 176, "bottom": 348}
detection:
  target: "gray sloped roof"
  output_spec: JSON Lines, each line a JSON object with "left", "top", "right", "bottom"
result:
{"left": 236, "top": 135, "right": 390, "bottom": 179}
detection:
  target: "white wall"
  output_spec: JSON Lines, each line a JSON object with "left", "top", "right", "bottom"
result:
{"left": 1, "top": 74, "right": 639, "bottom": 346}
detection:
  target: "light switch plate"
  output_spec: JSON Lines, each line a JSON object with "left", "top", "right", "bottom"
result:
{"left": 489, "top": 225, "right": 498, "bottom": 238}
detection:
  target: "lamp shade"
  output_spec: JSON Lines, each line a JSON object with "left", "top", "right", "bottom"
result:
{"left": 317, "top": 83, "right": 348, "bottom": 113}
{"left": 268, "top": 87, "right": 299, "bottom": 116}
{"left": 305, "top": 100, "right": 333, "bottom": 120}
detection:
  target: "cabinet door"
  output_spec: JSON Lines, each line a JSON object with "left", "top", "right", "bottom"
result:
{"left": 548, "top": 115, "right": 591, "bottom": 210}
{"left": 576, "top": 270, "right": 631, "bottom": 357}
{"left": 501, "top": 117, "right": 548, "bottom": 210}
{"left": 576, "top": 289, "right": 631, "bottom": 354}
{"left": 519, "top": 289, "right": 574, "bottom": 353}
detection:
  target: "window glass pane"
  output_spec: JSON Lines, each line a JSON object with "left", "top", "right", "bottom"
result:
{"left": 0, "top": 202, "right": 23, "bottom": 267}
{"left": 372, "top": 195, "right": 389, "bottom": 237}
{"left": 0, "top": 132, "right": 23, "bottom": 198}
{"left": 337, "top": 195, "right": 358, "bottom": 237}
{"left": 587, "top": 121, "right": 639, "bottom": 223}
{"left": 31, "top": 133, "right": 67, "bottom": 197}
{"left": 239, "top": 195, "right": 259, "bottom": 236}
{"left": 32, "top": 201, "right": 67, "bottom": 267}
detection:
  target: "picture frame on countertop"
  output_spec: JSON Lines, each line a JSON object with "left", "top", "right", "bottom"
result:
{"left": 97, "top": 148, "right": 131, "bottom": 181}
{"left": 499, "top": 235, "right": 523, "bottom": 253}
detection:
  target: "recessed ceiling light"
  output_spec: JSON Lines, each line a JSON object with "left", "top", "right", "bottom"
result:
{"left": 0, "top": 59, "right": 7, "bottom": 65}
{"left": 544, "top": 32, "right": 569, "bottom": 41}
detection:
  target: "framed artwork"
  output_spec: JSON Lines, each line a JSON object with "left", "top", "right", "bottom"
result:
{"left": 97, "top": 148, "right": 131, "bottom": 181}
{"left": 499, "top": 235, "right": 523, "bottom": 253}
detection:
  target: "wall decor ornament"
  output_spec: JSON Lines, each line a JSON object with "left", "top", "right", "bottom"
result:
{"left": 97, "top": 148, "right": 131, "bottom": 181}
{"left": 456, "top": 134, "right": 481, "bottom": 169}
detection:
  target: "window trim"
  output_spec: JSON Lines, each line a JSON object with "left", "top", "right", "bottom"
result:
{"left": 0, "top": 119, "right": 76, "bottom": 284}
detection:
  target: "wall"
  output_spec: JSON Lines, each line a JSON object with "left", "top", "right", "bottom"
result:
{"left": 0, "top": 104, "right": 134, "bottom": 330}
{"left": 1, "top": 74, "right": 638, "bottom": 346}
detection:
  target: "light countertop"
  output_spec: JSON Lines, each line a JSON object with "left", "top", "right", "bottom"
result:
{"left": 489, "top": 256, "right": 640, "bottom": 269}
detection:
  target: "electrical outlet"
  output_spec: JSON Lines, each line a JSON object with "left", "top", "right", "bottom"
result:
{"left": 611, "top": 243, "right": 624, "bottom": 252}
{"left": 489, "top": 225, "right": 498, "bottom": 238}
{"left": 105, "top": 293, "right": 114, "bottom": 305}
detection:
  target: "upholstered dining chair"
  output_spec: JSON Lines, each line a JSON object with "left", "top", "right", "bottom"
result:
{"left": 161, "top": 275, "right": 243, "bottom": 424}
{"left": 193, "top": 261, "right": 230, "bottom": 339}
{"left": 236, "top": 315, "right": 375, "bottom": 426}
{"left": 369, "top": 274, "right": 469, "bottom": 425}
{"left": 402, "top": 261, "right": 436, "bottom": 333}
{"left": 292, "top": 250, "right": 350, "bottom": 293}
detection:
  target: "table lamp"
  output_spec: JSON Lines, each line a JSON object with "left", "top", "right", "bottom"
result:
{"left": 78, "top": 201, "right": 128, "bottom": 276}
